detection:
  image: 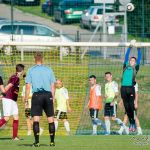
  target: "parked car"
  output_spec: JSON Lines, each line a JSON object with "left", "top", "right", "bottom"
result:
{"left": 2, "top": 0, "right": 40, "bottom": 6}
{"left": 53, "top": 0, "right": 93, "bottom": 24}
{"left": 80, "top": 5, "right": 116, "bottom": 30}
{"left": 42, "top": 0, "right": 53, "bottom": 14}
{"left": 0, "top": 20, "right": 73, "bottom": 55}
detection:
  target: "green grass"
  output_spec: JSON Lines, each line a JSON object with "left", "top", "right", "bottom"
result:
{"left": 0, "top": 135, "right": 150, "bottom": 150}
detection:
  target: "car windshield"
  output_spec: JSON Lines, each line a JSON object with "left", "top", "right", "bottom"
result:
{"left": 60, "top": 1, "right": 90, "bottom": 8}
{"left": 97, "top": 8, "right": 113, "bottom": 14}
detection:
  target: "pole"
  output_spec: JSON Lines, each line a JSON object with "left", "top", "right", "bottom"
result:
{"left": 102, "top": 0, "right": 107, "bottom": 59}
{"left": 124, "top": 8, "right": 127, "bottom": 43}
{"left": 11, "top": 0, "right": 14, "bottom": 41}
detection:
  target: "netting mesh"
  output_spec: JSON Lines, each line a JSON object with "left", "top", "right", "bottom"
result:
{"left": 0, "top": 45, "right": 150, "bottom": 136}
{"left": 0, "top": 0, "right": 150, "bottom": 136}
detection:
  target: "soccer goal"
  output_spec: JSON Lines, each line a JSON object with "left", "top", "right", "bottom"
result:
{"left": 0, "top": 41, "right": 150, "bottom": 135}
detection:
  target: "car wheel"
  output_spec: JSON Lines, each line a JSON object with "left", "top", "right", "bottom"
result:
{"left": 60, "top": 17, "right": 66, "bottom": 25}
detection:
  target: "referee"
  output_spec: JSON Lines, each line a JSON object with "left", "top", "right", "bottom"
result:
{"left": 25, "top": 52, "right": 56, "bottom": 147}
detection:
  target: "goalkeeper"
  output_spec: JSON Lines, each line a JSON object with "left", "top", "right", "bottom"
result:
{"left": 121, "top": 40, "right": 141, "bottom": 132}
{"left": 87, "top": 75, "right": 106, "bottom": 135}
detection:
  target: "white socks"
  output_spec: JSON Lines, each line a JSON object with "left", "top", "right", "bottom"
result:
{"left": 64, "top": 120, "right": 70, "bottom": 134}
{"left": 92, "top": 124, "right": 97, "bottom": 135}
{"left": 54, "top": 120, "right": 58, "bottom": 131}
{"left": 105, "top": 120, "right": 110, "bottom": 134}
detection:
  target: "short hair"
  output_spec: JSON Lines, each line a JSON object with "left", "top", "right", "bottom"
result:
{"left": 34, "top": 52, "right": 43, "bottom": 61}
{"left": 89, "top": 75, "right": 96, "bottom": 79}
{"left": 16, "top": 64, "right": 25, "bottom": 72}
{"left": 130, "top": 56, "right": 137, "bottom": 61}
{"left": 105, "top": 72, "right": 112, "bottom": 75}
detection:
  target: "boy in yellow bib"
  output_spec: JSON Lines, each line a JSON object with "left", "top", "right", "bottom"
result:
{"left": 54, "top": 79, "right": 71, "bottom": 135}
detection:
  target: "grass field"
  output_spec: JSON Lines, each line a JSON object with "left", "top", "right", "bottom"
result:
{"left": 0, "top": 135, "right": 150, "bottom": 150}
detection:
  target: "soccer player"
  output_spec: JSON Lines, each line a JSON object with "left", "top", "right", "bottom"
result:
{"left": 25, "top": 52, "right": 56, "bottom": 147}
{"left": 87, "top": 75, "right": 106, "bottom": 135}
{"left": 104, "top": 72, "right": 128, "bottom": 135}
{"left": 21, "top": 74, "right": 43, "bottom": 136}
{"left": 0, "top": 64, "right": 25, "bottom": 140}
{"left": 54, "top": 79, "right": 71, "bottom": 135}
{"left": 121, "top": 40, "right": 141, "bottom": 131}
{"left": 118, "top": 82, "right": 142, "bottom": 135}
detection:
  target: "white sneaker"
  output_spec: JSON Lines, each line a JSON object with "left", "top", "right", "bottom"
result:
{"left": 124, "top": 127, "right": 129, "bottom": 135}
{"left": 12, "top": 137, "right": 20, "bottom": 141}
{"left": 27, "top": 130, "right": 31, "bottom": 136}
{"left": 39, "top": 128, "right": 44, "bottom": 135}
{"left": 117, "top": 127, "right": 124, "bottom": 135}
{"left": 137, "top": 131, "right": 142, "bottom": 135}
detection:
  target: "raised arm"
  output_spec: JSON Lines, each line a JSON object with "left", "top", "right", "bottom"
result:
{"left": 124, "top": 47, "right": 132, "bottom": 64}
{"left": 136, "top": 47, "right": 141, "bottom": 65}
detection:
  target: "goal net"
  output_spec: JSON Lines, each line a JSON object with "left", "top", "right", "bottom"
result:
{"left": 0, "top": 41, "right": 150, "bottom": 136}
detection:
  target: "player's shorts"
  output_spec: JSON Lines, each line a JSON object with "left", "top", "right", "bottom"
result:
{"left": 54, "top": 110, "right": 68, "bottom": 119}
{"left": 25, "top": 108, "right": 31, "bottom": 118}
{"left": 104, "top": 103, "right": 117, "bottom": 117}
{"left": 31, "top": 91, "right": 54, "bottom": 117}
{"left": 89, "top": 108, "right": 99, "bottom": 118}
{"left": 2, "top": 98, "right": 18, "bottom": 116}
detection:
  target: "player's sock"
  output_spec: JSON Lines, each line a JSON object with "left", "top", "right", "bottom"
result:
{"left": 92, "top": 124, "right": 97, "bottom": 135}
{"left": 49, "top": 122, "right": 55, "bottom": 143}
{"left": 137, "top": 127, "right": 142, "bottom": 135}
{"left": 33, "top": 122, "right": 39, "bottom": 144}
{"left": 54, "top": 120, "right": 58, "bottom": 131}
{"left": 0, "top": 118, "right": 6, "bottom": 127}
{"left": 12, "top": 120, "right": 19, "bottom": 138}
{"left": 105, "top": 119, "right": 110, "bottom": 134}
{"left": 64, "top": 121, "right": 70, "bottom": 134}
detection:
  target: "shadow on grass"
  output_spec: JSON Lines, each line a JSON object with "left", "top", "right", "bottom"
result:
{"left": 18, "top": 144, "right": 49, "bottom": 147}
{"left": 0, "top": 137, "right": 24, "bottom": 141}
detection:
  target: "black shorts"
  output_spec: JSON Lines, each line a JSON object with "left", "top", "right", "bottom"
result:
{"left": 54, "top": 110, "right": 68, "bottom": 119}
{"left": 104, "top": 103, "right": 117, "bottom": 117}
{"left": 31, "top": 92, "right": 54, "bottom": 117}
{"left": 89, "top": 108, "right": 99, "bottom": 118}
{"left": 25, "top": 108, "right": 31, "bottom": 118}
